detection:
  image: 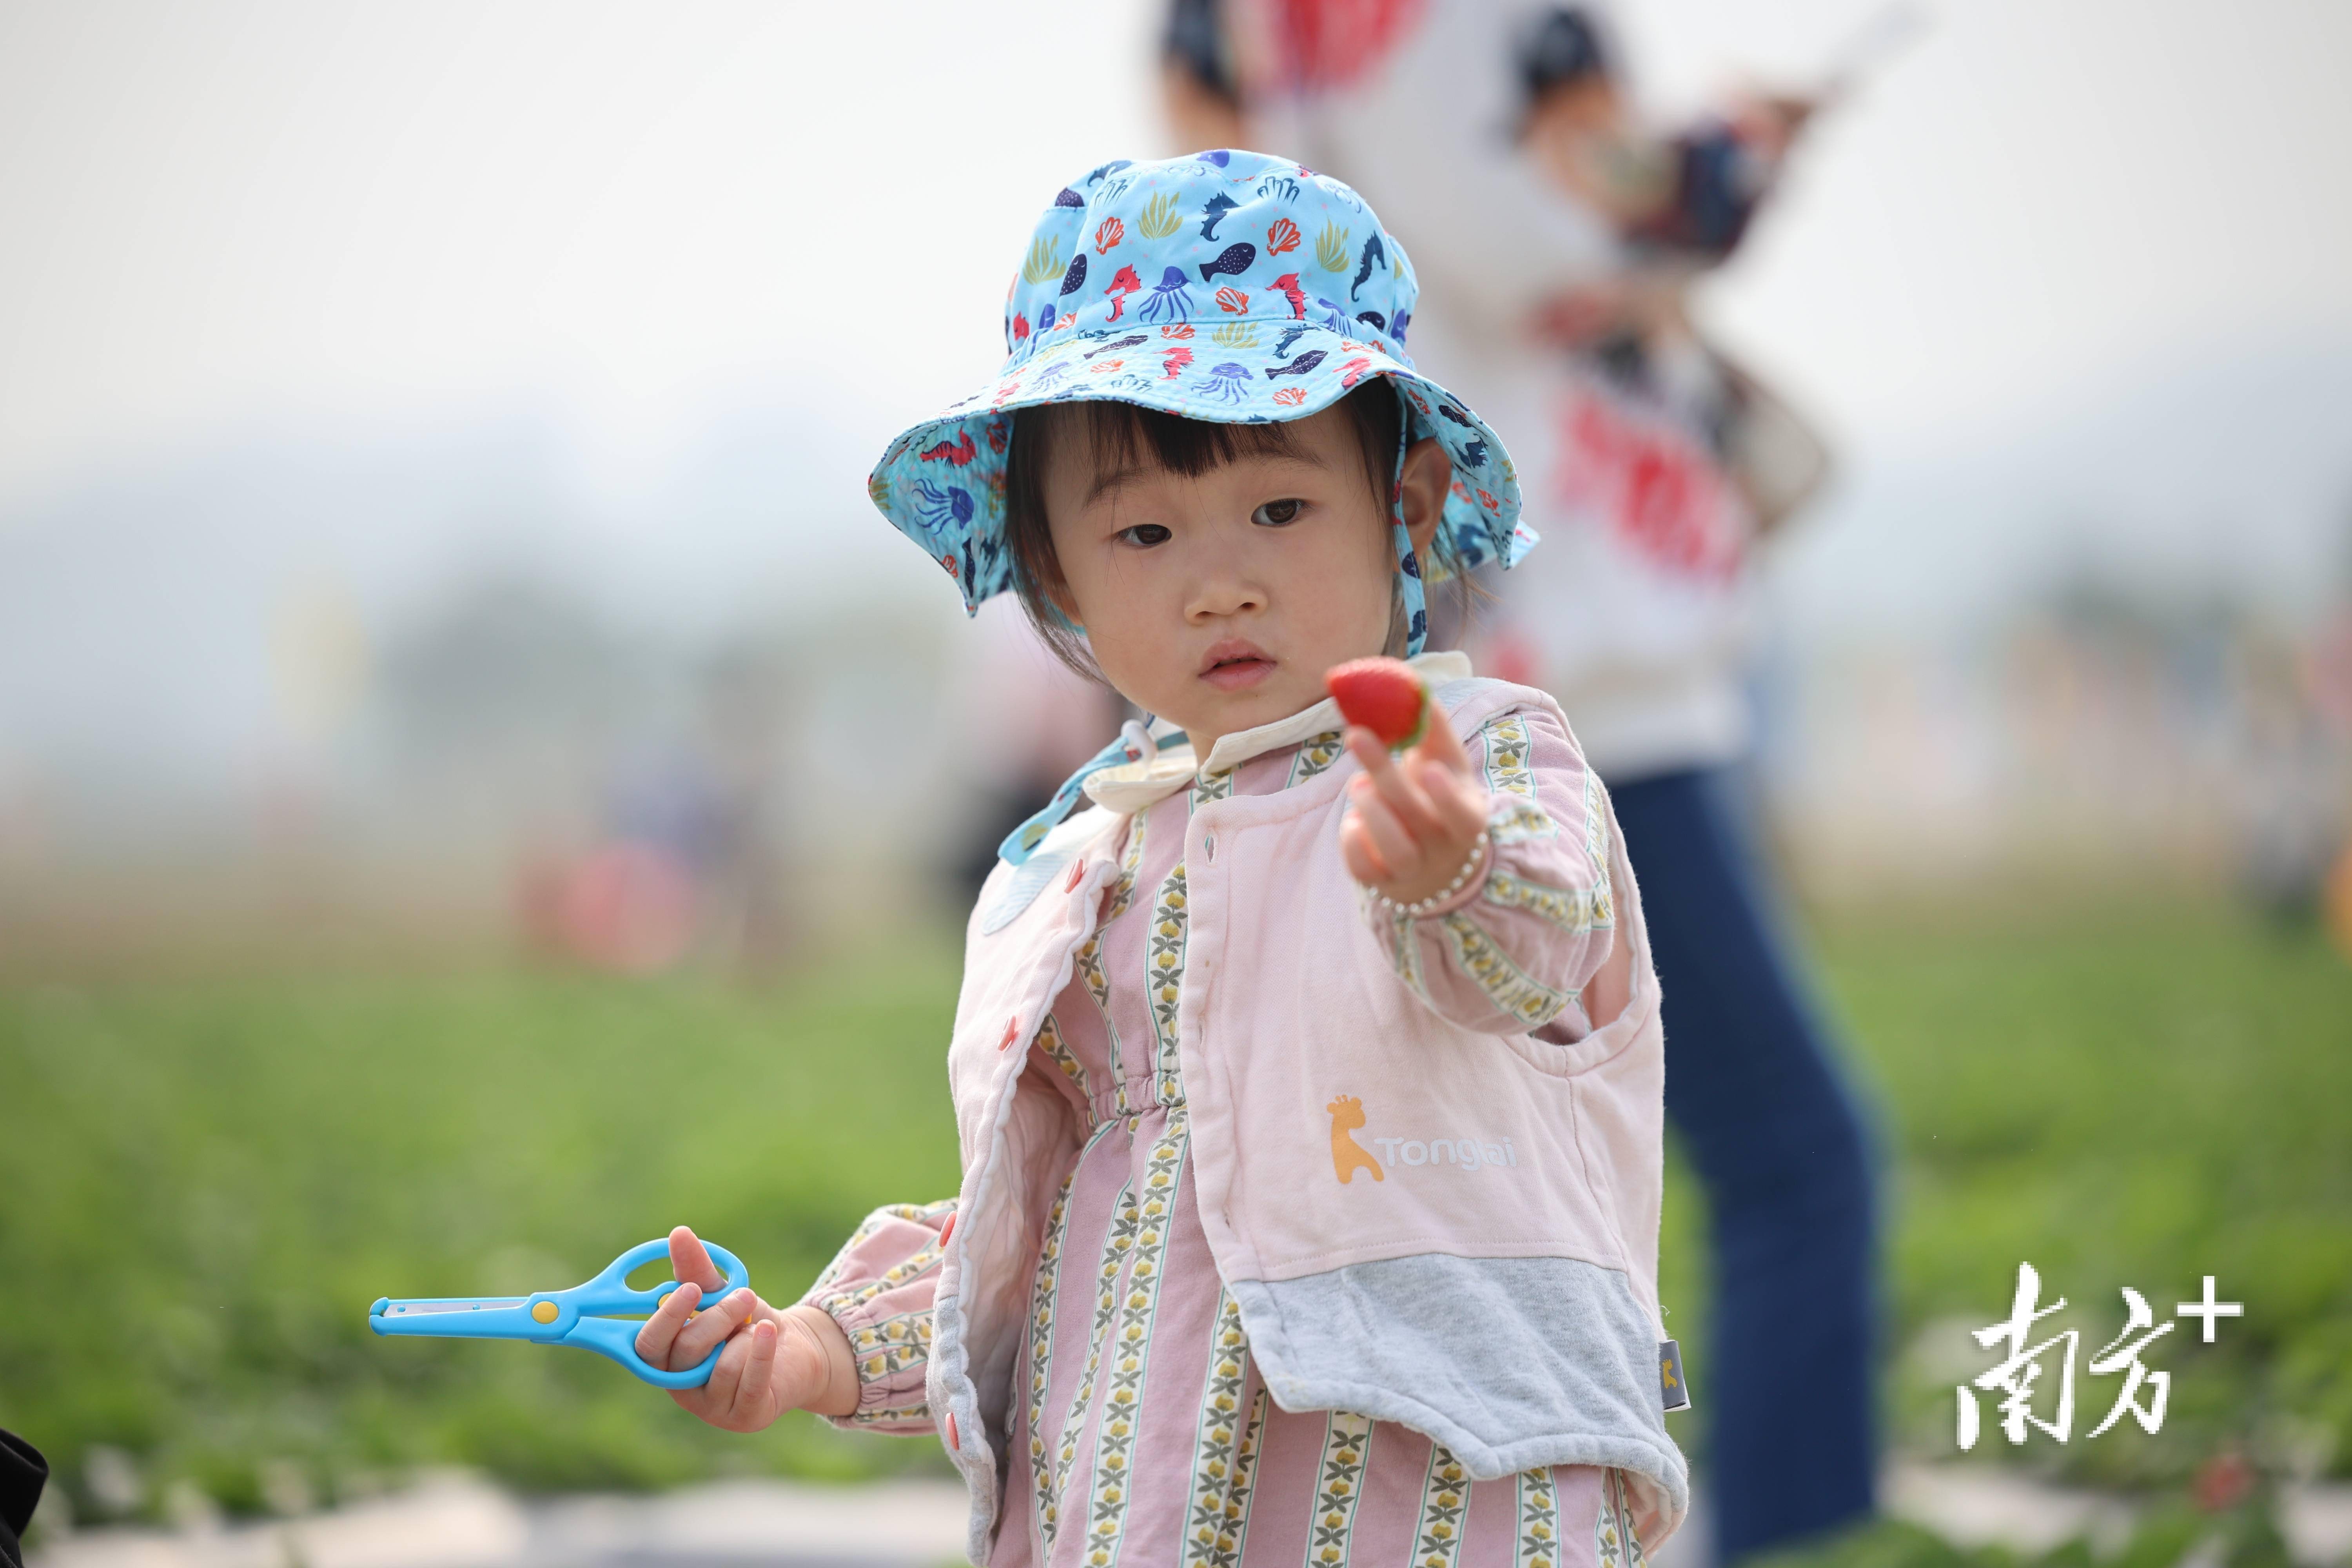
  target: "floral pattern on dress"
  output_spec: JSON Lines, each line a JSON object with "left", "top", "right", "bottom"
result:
{"left": 1147, "top": 863, "right": 1190, "bottom": 1107}
{"left": 1304, "top": 1412, "right": 1375, "bottom": 1568}
{"left": 1480, "top": 715, "right": 1562, "bottom": 846}
{"left": 1489, "top": 796, "right": 1560, "bottom": 845}
{"left": 1053, "top": 1168, "right": 1142, "bottom": 1529}
{"left": 1030, "top": 1155, "right": 1091, "bottom": 1555}
{"left": 836, "top": 1397, "right": 935, "bottom": 1430}
{"left": 1035, "top": 1012, "right": 1094, "bottom": 1124}
{"left": 1515, "top": 1468, "right": 1561, "bottom": 1568}
{"left": 1370, "top": 892, "right": 1431, "bottom": 1005}
{"left": 1481, "top": 715, "right": 1535, "bottom": 797}
{"left": 1180, "top": 1290, "right": 1266, "bottom": 1568}
{"left": 1479, "top": 716, "right": 1567, "bottom": 851}
{"left": 1289, "top": 730, "right": 1347, "bottom": 785}
{"left": 1076, "top": 818, "right": 1149, "bottom": 1117}
{"left": 1411, "top": 1445, "right": 1473, "bottom": 1568}
{"left": 845, "top": 1307, "right": 932, "bottom": 1385}
{"left": 799, "top": 1200, "right": 955, "bottom": 1432}
{"left": 1595, "top": 1471, "right": 1649, "bottom": 1568}
{"left": 1482, "top": 868, "right": 1612, "bottom": 935}
{"left": 1439, "top": 913, "right": 1572, "bottom": 1027}
{"left": 806, "top": 1202, "right": 951, "bottom": 1320}
{"left": 1083, "top": 1123, "right": 1190, "bottom": 1568}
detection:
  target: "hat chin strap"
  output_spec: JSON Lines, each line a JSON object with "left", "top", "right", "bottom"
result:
{"left": 1391, "top": 408, "right": 1428, "bottom": 656}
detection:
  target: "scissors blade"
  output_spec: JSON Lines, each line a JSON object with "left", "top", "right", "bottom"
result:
{"left": 378, "top": 1297, "right": 528, "bottom": 1315}
{"left": 370, "top": 1296, "right": 543, "bottom": 1339}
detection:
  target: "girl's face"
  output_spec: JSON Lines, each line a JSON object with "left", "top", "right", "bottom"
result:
{"left": 1042, "top": 405, "right": 1450, "bottom": 759}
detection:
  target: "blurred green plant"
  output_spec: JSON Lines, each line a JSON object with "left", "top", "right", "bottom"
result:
{"left": 1815, "top": 892, "right": 2352, "bottom": 1493}
{"left": 0, "top": 948, "right": 969, "bottom": 1520}
{"left": 1, "top": 889, "right": 2346, "bottom": 1529}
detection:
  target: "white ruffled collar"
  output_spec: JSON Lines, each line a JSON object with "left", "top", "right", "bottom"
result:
{"left": 1082, "top": 650, "right": 1471, "bottom": 817}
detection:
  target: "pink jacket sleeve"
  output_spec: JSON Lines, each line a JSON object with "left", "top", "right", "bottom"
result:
{"left": 1361, "top": 704, "right": 1617, "bottom": 1035}
{"left": 795, "top": 1200, "right": 953, "bottom": 1434}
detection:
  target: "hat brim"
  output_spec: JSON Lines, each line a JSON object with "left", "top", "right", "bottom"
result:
{"left": 868, "top": 323, "right": 1534, "bottom": 615}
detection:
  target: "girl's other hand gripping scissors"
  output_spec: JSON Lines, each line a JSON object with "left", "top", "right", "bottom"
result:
{"left": 368, "top": 1239, "right": 749, "bottom": 1388}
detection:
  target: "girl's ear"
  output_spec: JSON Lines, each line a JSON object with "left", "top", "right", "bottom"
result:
{"left": 1396, "top": 435, "right": 1452, "bottom": 562}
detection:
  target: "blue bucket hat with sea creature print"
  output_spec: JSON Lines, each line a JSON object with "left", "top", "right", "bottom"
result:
{"left": 867, "top": 149, "right": 1536, "bottom": 653}
{"left": 868, "top": 149, "right": 1539, "bottom": 882}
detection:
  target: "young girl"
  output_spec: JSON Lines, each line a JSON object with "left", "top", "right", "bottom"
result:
{"left": 634, "top": 150, "right": 1687, "bottom": 1566}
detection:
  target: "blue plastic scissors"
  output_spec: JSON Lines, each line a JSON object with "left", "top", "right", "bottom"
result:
{"left": 368, "top": 1239, "right": 750, "bottom": 1389}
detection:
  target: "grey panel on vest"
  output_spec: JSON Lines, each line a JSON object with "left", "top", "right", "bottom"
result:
{"left": 1229, "top": 1253, "right": 1689, "bottom": 1525}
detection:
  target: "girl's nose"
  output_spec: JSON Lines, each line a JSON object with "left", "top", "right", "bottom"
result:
{"left": 1186, "top": 570, "right": 1266, "bottom": 622}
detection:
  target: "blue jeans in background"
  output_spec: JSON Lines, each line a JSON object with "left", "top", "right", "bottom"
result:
{"left": 1609, "top": 767, "right": 1879, "bottom": 1561}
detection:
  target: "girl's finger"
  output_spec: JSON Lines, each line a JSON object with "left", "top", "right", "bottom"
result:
{"left": 1419, "top": 760, "right": 1490, "bottom": 842}
{"left": 700, "top": 1331, "right": 748, "bottom": 1417}
{"left": 669, "top": 1226, "right": 726, "bottom": 1294}
{"left": 1349, "top": 782, "right": 1421, "bottom": 882}
{"left": 635, "top": 1281, "right": 702, "bottom": 1368}
{"left": 676, "top": 1287, "right": 757, "bottom": 1364}
{"left": 1339, "top": 814, "right": 1391, "bottom": 884}
{"left": 1348, "top": 730, "right": 1446, "bottom": 848}
{"left": 1343, "top": 727, "right": 1398, "bottom": 787}
{"left": 730, "top": 1319, "right": 779, "bottom": 1423}
{"left": 1375, "top": 757, "right": 1450, "bottom": 848}
{"left": 1410, "top": 702, "right": 1474, "bottom": 778}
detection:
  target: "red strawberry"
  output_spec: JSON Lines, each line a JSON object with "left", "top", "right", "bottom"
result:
{"left": 1325, "top": 657, "right": 1428, "bottom": 751}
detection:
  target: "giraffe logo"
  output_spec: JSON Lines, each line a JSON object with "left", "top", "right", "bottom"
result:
{"left": 1327, "top": 1095, "right": 1384, "bottom": 1184}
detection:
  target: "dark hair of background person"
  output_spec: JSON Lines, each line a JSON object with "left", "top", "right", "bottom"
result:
{"left": 1515, "top": 5, "right": 1615, "bottom": 109}
{"left": 1002, "top": 381, "right": 1449, "bottom": 680}
{"left": 0, "top": 1430, "right": 47, "bottom": 1568}
{"left": 1163, "top": 0, "right": 1239, "bottom": 108}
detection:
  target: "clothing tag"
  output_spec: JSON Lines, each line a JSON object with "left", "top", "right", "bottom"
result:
{"left": 1659, "top": 1339, "right": 1692, "bottom": 1413}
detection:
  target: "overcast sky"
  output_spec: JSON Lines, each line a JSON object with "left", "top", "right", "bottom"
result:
{"left": 2, "top": 0, "right": 2349, "bottom": 799}
{"left": 3, "top": 0, "right": 2348, "bottom": 507}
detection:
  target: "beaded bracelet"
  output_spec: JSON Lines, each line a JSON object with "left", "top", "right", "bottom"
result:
{"left": 1372, "top": 827, "right": 1492, "bottom": 919}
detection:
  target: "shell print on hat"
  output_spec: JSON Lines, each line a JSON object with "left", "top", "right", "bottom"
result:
{"left": 867, "top": 149, "right": 1537, "bottom": 625}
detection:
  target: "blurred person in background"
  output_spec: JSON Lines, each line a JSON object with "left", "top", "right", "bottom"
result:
{"left": 1163, "top": 1, "right": 1877, "bottom": 1557}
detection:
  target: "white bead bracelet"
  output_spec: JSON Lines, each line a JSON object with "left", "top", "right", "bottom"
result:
{"left": 1372, "top": 828, "right": 1491, "bottom": 919}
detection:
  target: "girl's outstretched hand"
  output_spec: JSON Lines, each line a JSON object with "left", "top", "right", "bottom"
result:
{"left": 633, "top": 1225, "right": 858, "bottom": 1430}
{"left": 1339, "top": 703, "right": 1491, "bottom": 907}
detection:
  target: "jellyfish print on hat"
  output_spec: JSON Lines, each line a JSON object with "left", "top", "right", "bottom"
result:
{"left": 1191, "top": 362, "right": 1251, "bottom": 403}
{"left": 913, "top": 479, "right": 974, "bottom": 535}
{"left": 1139, "top": 266, "right": 1194, "bottom": 323}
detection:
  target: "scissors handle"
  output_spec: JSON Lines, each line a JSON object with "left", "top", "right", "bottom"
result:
{"left": 555, "top": 1239, "right": 751, "bottom": 1389}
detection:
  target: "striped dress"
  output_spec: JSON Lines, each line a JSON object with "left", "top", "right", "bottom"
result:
{"left": 801, "top": 712, "right": 1651, "bottom": 1568}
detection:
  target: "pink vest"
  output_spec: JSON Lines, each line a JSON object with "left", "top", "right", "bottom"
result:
{"left": 926, "top": 676, "right": 1688, "bottom": 1559}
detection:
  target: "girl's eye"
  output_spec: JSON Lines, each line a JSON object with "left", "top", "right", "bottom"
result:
{"left": 1117, "top": 523, "right": 1172, "bottom": 547}
{"left": 1252, "top": 498, "right": 1305, "bottom": 527}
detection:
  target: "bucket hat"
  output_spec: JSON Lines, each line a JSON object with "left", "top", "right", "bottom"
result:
{"left": 866, "top": 149, "right": 1537, "bottom": 656}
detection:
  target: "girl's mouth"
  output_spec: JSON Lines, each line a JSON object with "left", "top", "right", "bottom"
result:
{"left": 1200, "top": 640, "right": 1276, "bottom": 692}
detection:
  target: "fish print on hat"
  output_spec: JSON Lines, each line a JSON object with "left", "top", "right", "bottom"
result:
{"left": 1199, "top": 241, "right": 1257, "bottom": 282}
{"left": 867, "top": 149, "right": 1534, "bottom": 622}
